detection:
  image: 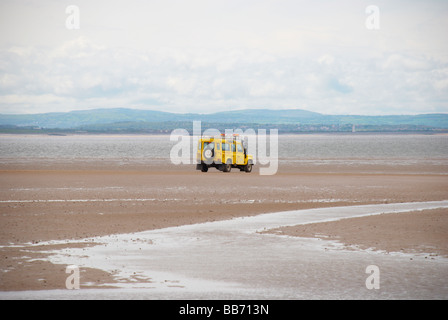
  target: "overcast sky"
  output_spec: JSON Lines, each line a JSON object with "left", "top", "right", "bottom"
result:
{"left": 0, "top": 0, "right": 447, "bottom": 115}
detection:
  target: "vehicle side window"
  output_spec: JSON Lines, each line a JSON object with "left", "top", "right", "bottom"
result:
{"left": 222, "top": 143, "right": 229, "bottom": 151}
{"left": 232, "top": 144, "right": 236, "bottom": 152}
{"left": 216, "top": 143, "right": 220, "bottom": 150}
{"left": 237, "top": 144, "right": 243, "bottom": 152}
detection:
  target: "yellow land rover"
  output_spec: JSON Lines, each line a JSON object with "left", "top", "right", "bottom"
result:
{"left": 196, "top": 134, "right": 254, "bottom": 173}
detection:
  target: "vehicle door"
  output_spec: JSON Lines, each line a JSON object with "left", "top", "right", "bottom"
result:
{"left": 214, "top": 140, "right": 222, "bottom": 164}
{"left": 222, "top": 141, "right": 231, "bottom": 164}
{"left": 235, "top": 142, "right": 245, "bottom": 165}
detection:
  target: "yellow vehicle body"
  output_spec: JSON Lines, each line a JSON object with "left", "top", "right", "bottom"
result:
{"left": 196, "top": 135, "right": 254, "bottom": 173}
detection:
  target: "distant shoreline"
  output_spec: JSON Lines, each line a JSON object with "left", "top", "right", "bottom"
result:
{"left": 1, "top": 130, "right": 448, "bottom": 136}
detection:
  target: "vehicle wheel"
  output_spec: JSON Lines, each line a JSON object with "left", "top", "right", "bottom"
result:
{"left": 244, "top": 164, "right": 253, "bottom": 173}
{"left": 203, "top": 149, "right": 213, "bottom": 159}
{"left": 203, "top": 146, "right": 214, "bottom": 163}
{"left": 223, "top": 163, "right": 231, "bottom": 172}
{"left": 201, "top": 164, "right": 208, "bottom": 172}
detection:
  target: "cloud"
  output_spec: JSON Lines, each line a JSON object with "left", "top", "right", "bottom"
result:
{"left": 1, "top": 36, "right": 447, "bottom": 115}
{"left": 0, "top": 0, "right": 447, "bottom": 115}
{"left": 381, "top": 54, "right": 433, "bottom": 71}
{"left": 318, "top": 55, "right": 335, "bottom": 66}
{"left": 327, "top": 77, "right": 353, "bottom": 94}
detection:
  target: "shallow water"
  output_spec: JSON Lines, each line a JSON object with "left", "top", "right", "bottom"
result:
{"left": 2, "top": 201, "right": 447, "bottom": 300}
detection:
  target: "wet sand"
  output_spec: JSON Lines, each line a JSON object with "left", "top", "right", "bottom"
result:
{"left": 267, "top": 208, "right": 448, "bottom": 257}
{"left": 1, "top": 159, "right": 448, "bottom": 291}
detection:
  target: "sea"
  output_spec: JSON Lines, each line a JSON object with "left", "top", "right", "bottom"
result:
{"left": 0, "top": 133, "right": 447, "bottom": 172}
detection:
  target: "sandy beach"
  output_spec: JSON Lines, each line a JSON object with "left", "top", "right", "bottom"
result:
{"left": 0, "top": 157, "right": 448, "bottom": 293}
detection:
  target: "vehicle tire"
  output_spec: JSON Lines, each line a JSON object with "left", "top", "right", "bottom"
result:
{"left": 203, "top": 149, "right": 213, "bottom": 159}
{"left": 203, "top": 145, "right": 214, "bottom": 163}
{"left": 201, "top": 164, "right": 208, "bottom": 172}
{"left": 223, "top": 163, "right": 231, "bottom": 172}
{"left": 244, "top": 164, "right": 253, "bottom": 173}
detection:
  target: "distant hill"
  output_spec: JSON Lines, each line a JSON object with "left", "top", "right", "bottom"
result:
{"left": 0, "top": 108, "right": 178, "bottom": 129}
{"left": 199, "top": 109, "right": 324, "bottom": 124}
{"left": 0, "top": 108, "right": 447, "bottom": 131}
